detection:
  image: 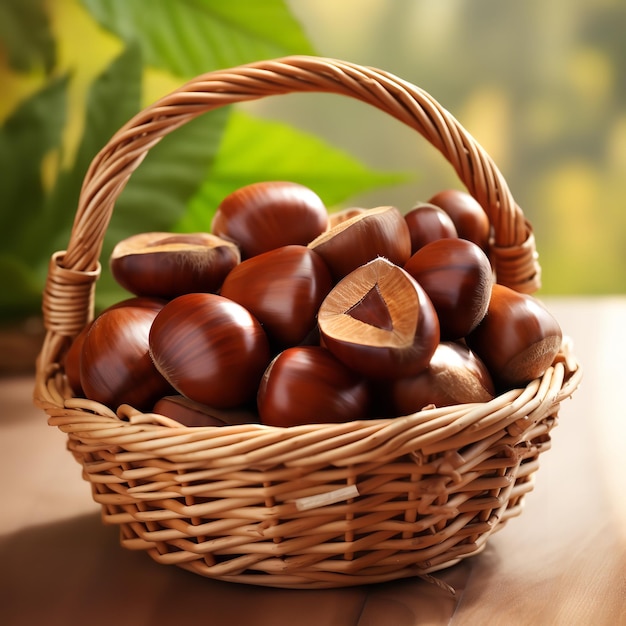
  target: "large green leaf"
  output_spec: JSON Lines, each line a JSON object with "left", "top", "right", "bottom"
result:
{"left": 0, "top": 75, "right": 68, "bottom": 245}
{"left": 0, "top": 0, "right": 55, "bottom": 73}
{"left": 176, "top": 110, "right": 411, "bottom": 232}
{"left": 82, "top": 0, "right": 316, "bottom": 77}
{"left": 41, "top": 43, "right": 144, "bottom": 260}
{"left": 95, "top": 106, "right": 231, "bottom": 309}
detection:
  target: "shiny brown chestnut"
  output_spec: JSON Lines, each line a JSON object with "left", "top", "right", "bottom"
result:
{"left": 404, "top": 202, "right": 458, "bottom": 254}
{"left": 220, "top": 245, "right": 333, "bottom": 348}
{"left": 388, "top": 341, "right": 495, "bottom": 416}
{"left": 149, "top": 293, "right": 271, "bottom": 409}
{"left": 211, "top": 181, "right": 329, "bottom": 258}
{"left": 109, "top": 231, "right": 240, "bottom": 299}
{"left": 465, "top": 284, "right": 563, "bottom": 388}
{"left": 404, "top": 238, "right": 494, "bottom": 340}
{"left": 428, "top": 189, "right": 491, "bottom": 251}
{"left": 153, "top": 395, "right": 260, "bottom": 427}
{"left": 80, "top": 297, "right": 171, "bottom": 411}
{"left": 318, "top": 257, "right": 440, "bottom": 379}
{"left": 64, "top": 321, "right": 92, "bottom": 395}
{"left": 257, "top": 346, "right": 370, "bottom": 427}
{"left": 308, "top": 205, "right": 412, "bottom": 281}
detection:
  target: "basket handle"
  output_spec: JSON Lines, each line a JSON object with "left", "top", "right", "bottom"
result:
{"left": 41, "top": 56, "right": 540, "bottom": 343}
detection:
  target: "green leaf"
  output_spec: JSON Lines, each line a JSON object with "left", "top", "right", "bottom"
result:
{"left": 95, "top": 106, "right": 231, "bottom": 309}
{"left": 0, "top": 0, "right": 56, "bottom": 73}
{"left": 0, "top": 256, "right": 43, "bottom": 321}
{"left": 41, "top": 43, "right": 144, "bottom": 259}
{"left": 81, "top": 0, "right": 315, "bottom": 76}
{"left": 0, "top": 74, "right": 68, "bottom": 254}
{"left": 176, "top": 111, "right": 411, "bottom": 232}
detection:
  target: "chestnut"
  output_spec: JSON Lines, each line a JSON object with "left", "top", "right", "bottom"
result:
{"left": 404, "top": 238, "right": 494, "bottom": 340}
{"left": 257, "top": 346, "right": 370, "bottom": 427}
{"left": 153, "top": 395, "right": 260, "bottom": 427}
{"left": 219, "top": 245, "right": 333, "bottom": 348}
{"left": 428, "top": 189, "right": 491, "bottom": 252}
{"left": 109, "top": 231, "right": 240, "bottom": 299}
{"left": 211, "top": 181, "right": 329, "bottom": 258}
{"left": 64, "top": 321, "right": 92, "bottom": 395}
{"left": 308, "top": 205, "right": 412, "bottom": 281}
{"left": 80, "top": 297, "right": 172, "bottom": 411}
{"left": 328, "top": 206, "right": 368, "bottom": 228}
{"left": 403, "top": 202, "right": 458, "bottom": 254}
{"left": 149, "top": 293, "right": 271, "bottom": 409}
{"left": 318, "top": 257, "right": 440, "bottom": 379}
{"left": 465, "top": 284, "right": 563, "bottom": 389}
{"left": 387, "top": 342, "right": 495, "bottom": 416}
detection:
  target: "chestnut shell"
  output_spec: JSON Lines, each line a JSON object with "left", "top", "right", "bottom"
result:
{"left": 149, "top": 293, "right": 271, "bottom": 409}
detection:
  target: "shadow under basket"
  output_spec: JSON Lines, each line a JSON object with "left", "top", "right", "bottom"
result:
{"left": 34, "top": 56, "right": 582, "bottom": 589}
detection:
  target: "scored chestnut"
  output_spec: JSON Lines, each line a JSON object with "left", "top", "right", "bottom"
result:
{"left": 465, "top": 284, "right": 563, "bottom": 389}
{"left": 404, "top": 202, "right": 458, "bottom": 254}
{"left": 79, "top": 297, "right": 172, "bottom": 411}
{"left": 308, "top": 205, "right": 412, "bottom": 281}
{"left": 211, "top": 181, "right": 329, "bottom": 258}
{"left": 220, "top": 245, "right": 333, "bottom": 348}
{"left": 318, "top": 257, "right": 440, "bottom": 380}
{"left": 110, "top": 231, "right": 240, "bottom": 298}
{"left": 149, "top": 293, "right": 271, "bottom": 409}
{"left": 257, "top": 346, "right": 370, "bottom": 427}
{"left": 404, "top": 238, "right": 494, "bottom": 340}
{"left": 428, "top": 189, "right": 491, "bottom": 252}
{"left": 387, "top": 341, "right": 495, "bottom": 417}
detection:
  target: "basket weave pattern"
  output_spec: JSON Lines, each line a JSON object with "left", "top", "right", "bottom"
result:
{"left": 34, "top": 56, "right": 581, "bottom": 589}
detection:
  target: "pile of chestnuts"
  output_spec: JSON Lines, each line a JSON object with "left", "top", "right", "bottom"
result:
{"left": 64, "top": 181, "right": 563, "bottom": 428}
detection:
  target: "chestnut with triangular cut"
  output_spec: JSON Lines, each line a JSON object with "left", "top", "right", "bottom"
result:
{"left": 318, "top": 257, "right": 440, "bottom": 380}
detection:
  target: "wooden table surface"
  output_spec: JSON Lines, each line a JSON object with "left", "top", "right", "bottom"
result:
{"left": 1, "top": 297, "right": 624, "bottom": 626}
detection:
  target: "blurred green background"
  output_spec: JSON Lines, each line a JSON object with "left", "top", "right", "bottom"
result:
{"left": 1, "top": 0, "right": 625, "bottom": 333}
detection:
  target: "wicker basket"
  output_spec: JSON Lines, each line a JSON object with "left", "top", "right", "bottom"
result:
{"left": 34, "top": 56, "right": 581, "bottom": 589}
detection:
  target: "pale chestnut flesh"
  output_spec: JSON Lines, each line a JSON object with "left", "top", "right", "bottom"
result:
{"left": 318, "top": 257, "right": 440, "bottom": 379}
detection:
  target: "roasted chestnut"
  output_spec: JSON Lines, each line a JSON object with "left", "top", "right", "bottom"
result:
{"left": 388, "top": 341, "right": 495, "bottom": 416}
{"left": 149, "top": 293, "right": 271, "bottom": 409}
{"left": 404, "top": 202, "right": 458, "bottom": 254}
{"left": 428, "top": 189, "right": 491, "bottom": 251}
{"left": 219, "top": 245, "right": 333, "bottom": 348}
{"left": 404, "top": 238, "right": 494, "bottom": 340}
{"left": 79, "top": 297, "right": 171, "bottom": 410}
{"left": 109, "top": 231, "right": 240, "bottom": 298}
{"left": 211, "top": 181, "right": 329, "bottom": 258}
{"left": 318, "top": 257, "right": 440, "bottom": 379}
{"left": 308, "top": 205, "right": 412, "bottom": 281}
{"left": 257, "top": 346, "right": 370, "bottom": 427}
{"left": 153, "top": 395, "right": 260, "bottom": 427}
{"left": 466, "top": 284, "right": 563, "bottom": 388}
